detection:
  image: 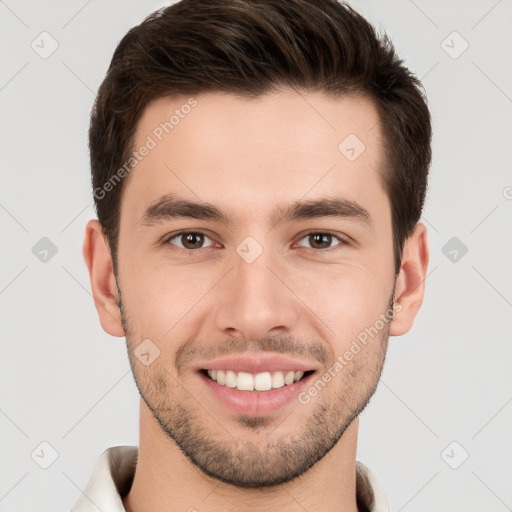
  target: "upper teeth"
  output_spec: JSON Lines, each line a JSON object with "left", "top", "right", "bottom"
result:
{"left": 206, "top": 369, "right": 305, "bottom": 391}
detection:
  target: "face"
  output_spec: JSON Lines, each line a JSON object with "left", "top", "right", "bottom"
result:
{"left": 115, "top": 89, "right": 397, "bottom": 487}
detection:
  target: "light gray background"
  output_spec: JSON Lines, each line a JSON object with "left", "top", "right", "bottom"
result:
{"left": 1, "top": 1, "right": 511, "bottom": 511}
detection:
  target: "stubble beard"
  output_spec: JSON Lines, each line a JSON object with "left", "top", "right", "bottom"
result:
{"left": 117, "top": 287, "right": 392, "bottom": 488}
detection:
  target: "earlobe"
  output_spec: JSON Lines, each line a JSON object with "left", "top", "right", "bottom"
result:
{"left": 82, "top": 219, "right": 125, "bottom": 337}
{"left": 389, "top": 222, "right": 429, "bottom": 336}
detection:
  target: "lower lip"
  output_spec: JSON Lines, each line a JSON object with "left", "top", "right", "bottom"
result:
{"left": 200, "top": 371, "right": 315, "bottom": 416}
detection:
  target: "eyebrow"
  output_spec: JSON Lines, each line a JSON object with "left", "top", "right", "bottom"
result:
{"left": 138, "top": 193, "right": 372, "bottom": 228}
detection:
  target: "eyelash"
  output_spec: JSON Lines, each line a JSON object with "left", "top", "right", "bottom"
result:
{"left": 163, "top": 230, "right": 347, "bottom": 254}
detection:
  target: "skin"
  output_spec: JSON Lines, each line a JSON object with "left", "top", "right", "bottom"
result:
{"left": 83, "top": 89, "right": 429, "bottom": 512}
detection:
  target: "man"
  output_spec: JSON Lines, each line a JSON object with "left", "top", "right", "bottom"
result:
{"left": 72, "top": 0, "right": 431, "bottom": 510}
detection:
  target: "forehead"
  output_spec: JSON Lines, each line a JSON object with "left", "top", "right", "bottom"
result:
{"left": 122, "top": 89, "right": 387, "bottom": 226}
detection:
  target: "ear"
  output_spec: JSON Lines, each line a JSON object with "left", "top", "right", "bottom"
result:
{"left": 82, "top": 219, "right": 125, "bottom": 337}
{"left": 389, "top": 222, "right": 429, "bottom": 336}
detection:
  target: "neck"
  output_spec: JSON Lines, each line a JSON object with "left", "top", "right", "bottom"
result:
{"left": 123, "top": 400, "right": 360, "bottom": 512}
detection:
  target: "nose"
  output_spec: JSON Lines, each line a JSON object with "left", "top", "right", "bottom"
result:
{"left": 214, "top": 245, "right": 300, "bottom": 342}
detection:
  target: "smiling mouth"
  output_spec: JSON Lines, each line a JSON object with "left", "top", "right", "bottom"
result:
{"left": 201, "top": 369, "right": 315, "bottom": 392}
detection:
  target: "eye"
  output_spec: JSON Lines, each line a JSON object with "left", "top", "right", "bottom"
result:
{"left": 163, "top": 230, "right": 347, "bottom": 254}
{"left": 296, "top": 232, "right": 345, "bottom": 251}
{"left": 164, "top": 231, "right": 217, "bottom": 251}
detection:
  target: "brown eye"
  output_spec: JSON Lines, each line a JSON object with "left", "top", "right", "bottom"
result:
{"left": 181, "top": 233, "right": 204, "bottom": 249}
{"left": 166, "top": 231, "right": 214, "bottom": 251}
{"left": 296, "top": 232, "right": 344, "bottom": 251}
{"left": 309, "top": 233, "right": 333, "bottom": 249}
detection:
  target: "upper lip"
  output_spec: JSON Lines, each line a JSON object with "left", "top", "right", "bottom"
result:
{"left": 196, "top": 354, "right": 318, "bottom": 374}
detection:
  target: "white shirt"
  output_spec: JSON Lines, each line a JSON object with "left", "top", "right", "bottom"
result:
{"left": 69, "top": 446, "right": 391, "bottom": 512}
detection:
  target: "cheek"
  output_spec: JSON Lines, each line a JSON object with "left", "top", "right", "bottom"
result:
{"left": 119, "top": 260, "right": 217, "bottom": 339}
{"left": 298, "top": 264, "right": 393, "bottom": 351}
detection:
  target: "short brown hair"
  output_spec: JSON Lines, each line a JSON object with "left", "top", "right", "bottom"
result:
{"left": 89, "top": 0, "right": 432, "bottom": 274}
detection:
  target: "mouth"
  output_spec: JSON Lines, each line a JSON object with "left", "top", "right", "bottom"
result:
{"left": 201, "top": 368, "right": 315, "bottom": 392}
{"left": 196, "top": 355, "right": 319, "bottom": 416}
{"left": 196, "top": 361, "right": 317, "bottom": 417}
